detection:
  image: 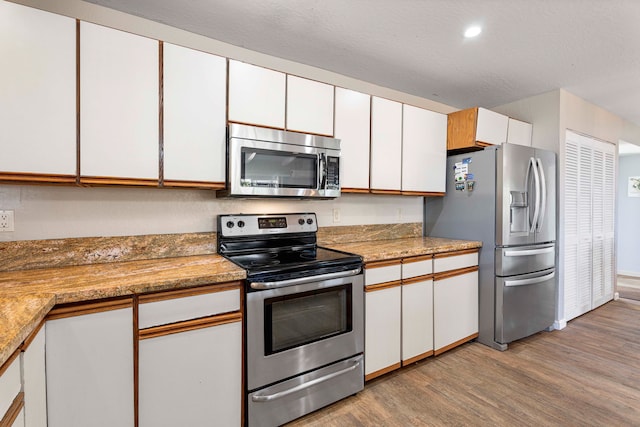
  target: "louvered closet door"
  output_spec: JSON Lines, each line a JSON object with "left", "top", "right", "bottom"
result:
{"left": 593, "top": 144, "right": 616, "bottom": 307}
{"left": 603, "top": 149, "right": 615, "bottom": 301}
{"left": 563, "top": 136, "right": 581, "bottom": 321}
{"left": 564, "top": 132, "right": 593, "bottom": 320}
{"left": 563, "top": 131, "right": 616, "bottom": 321}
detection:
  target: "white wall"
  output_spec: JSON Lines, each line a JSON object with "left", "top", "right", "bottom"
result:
{"left": 0, "top": 184, "right": 423, "bottom": 241}
{"left": 616, "top": 154, "right": 640, "bottom": 276}
{"left": 492, "top": 90, "right": 561, "bottom": 152}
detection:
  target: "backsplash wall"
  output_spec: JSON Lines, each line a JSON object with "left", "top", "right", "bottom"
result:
{"left": 0, "top": 184, "right": 423, "bottom": 241}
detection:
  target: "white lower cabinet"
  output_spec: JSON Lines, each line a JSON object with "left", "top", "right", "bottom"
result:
{"left": 21, "top": 325, "right": 47, "bottom": 427}
{"left": 364, "top": 286, "right": 401, "bottom": 380}
{"left": 433, "top": 270, "right": 479, "bottom": 354}
{"left": 0, "top": 353, "right": 21, "bottom": 424}
{"left": 137, "top": 284, "right": 242, "bottom": 426}
{"left": 11, "top": 408, "right": 25, "bottom": 427}
{"left": 433, "top": 250, "right": 480, "bottom": 355}
{"left": 138, "top": 322, "right": 242, "bottom": 427}
{"left": 46, "top": 302, "right": 134, "bottom": 427}
{"left": 401, "top": 278, "right": 434, "bottom": 363}
{"left": 365, "top": 250, "right": 479, "bottom": 380}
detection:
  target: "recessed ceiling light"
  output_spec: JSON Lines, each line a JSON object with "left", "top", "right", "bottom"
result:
{"left": 464, "top": 26, "right": 482, "bottom": 38}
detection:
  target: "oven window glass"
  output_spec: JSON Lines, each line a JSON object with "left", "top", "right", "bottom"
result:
{"left": 241, "top": 148, "right": 317, "bottom": 189}
{"left": 264, "top": 284, "right": 352, "bottom": 355}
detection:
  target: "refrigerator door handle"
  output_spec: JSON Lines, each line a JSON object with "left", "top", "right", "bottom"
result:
{"left": 504, "top": 247, "right": 554, "bottom": 257}
{"left": 536, "top": 158, "right": 546, "bottom": 232}
{"left": 504, "top": 271, "right": 555, "bottom": 287}
{"left": 527, "top": 157, "right": 541, "bottom": 233}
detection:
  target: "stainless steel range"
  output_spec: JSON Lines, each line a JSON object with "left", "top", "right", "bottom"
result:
{"left": 217, "top": 213, "right": 364, "bottom": 427}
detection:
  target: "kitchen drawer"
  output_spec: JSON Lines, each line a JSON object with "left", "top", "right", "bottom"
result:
{"left": 365, "top": 261, "right": 401, "bottom": 287}
{"left": 0, "top": 352, "right": 21, "bottom": 419}
{"left": 434, "top": 250, "right": 478, "bottom": 273}
{"left": 402, "top": 255, "right": 433, "bottom": 279}
{"left": 139, "top": 285, "right": 240, "bottom": 329}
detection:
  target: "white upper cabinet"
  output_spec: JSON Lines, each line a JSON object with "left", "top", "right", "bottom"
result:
{"left": 402, "top": 105, "right": 447, "bottom": 193}
{"left": 0, "top": 2, "right": 76, "bottom": 178}
{"left": 286, "top": 75, "right": 334, "bottom": 136}
{"left": 163, "top": 43, "right": 226, "bottom": 185}
{"left": 476, "top": 107, "right": 509, "bottom": 145}
{"left": 228, "top": 60, "right": 285, "bottom": 128}
{"left": 334, "top": 88, "right": 371, "bottom": 190}
{"left": 80, "top": 22, "right": 159, "bottom": 182}
{"left": 370, "top": 97, "right": 402, "bottom": 192}
{"left": 506, "top": 117, "right": 533, "bottom": 147}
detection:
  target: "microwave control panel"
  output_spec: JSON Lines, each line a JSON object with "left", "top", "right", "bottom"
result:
{"left": 326, "top": 156, "right": 340, "bottom": 190}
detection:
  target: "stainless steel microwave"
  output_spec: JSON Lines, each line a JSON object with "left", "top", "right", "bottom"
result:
{"left": 218, "top": 124, "right": 341, "bottom": 198}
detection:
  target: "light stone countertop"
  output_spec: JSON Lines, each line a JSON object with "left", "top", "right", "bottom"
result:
{"left": 324, "top": 236, "right": 482, "bottom": 263}
{"left": 0, "top": 236, "right": 481, "bottom": 368}
{"left": 0, "top": 254, "right": 245, "bottom": 367}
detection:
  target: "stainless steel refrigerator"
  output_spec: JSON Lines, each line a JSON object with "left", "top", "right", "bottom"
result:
{"left": 425, "top": 143, "right": 556, "bottom": 350}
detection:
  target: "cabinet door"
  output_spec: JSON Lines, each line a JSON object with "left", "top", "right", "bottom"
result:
{"left": 163, "top": 43, "right": 226, "bottom": 185}
{"left": 80, "top": 22, "right": 159, "bottom": 182}
{"left": 365, "top": 286, "right": 401, "bottom": 379}
{"left": 22, "top": 326, "right": 47, "bottom": 427}
{"left": 335, "top": 88, "right": 371, "bottom": 190}
{"left": 476, "top": 107, "right": 508, "bottom": 145}
{"left": 11, "top": 408, "right": 25, "bottom": 427}
{"left": 401, "top": 279, "right": 433, "bottom": 363}
{"left": 434, "top": 271, "right": 478, "bottom": 354}
{"left": 0, "top": 355, "right": 21, "bottom": 420}
{"left": 228, "top": 60, "right": 285, "bottom": 128}
{"left": 402, "top": 105, "right": 447, "bottom": 193}
{"left": 46, "top": 306, "right": 134, "bottom": 427}
{"left": 370, "top": 97, "right": 402, "bottom": 192}
{"left": 139, "top": 321, "right": 242, "bottom": 427}
{"left": 286, "top": 75, "right": 334, "bottom": 136}
{"left": 506, "top": 118, "right": 532, "bottom": 147}
{"left": 0, "top": 2, "right": 76, "bottom": 179}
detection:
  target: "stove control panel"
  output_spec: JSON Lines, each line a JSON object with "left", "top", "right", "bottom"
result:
{"left": 218, "top": 213, "right": 318, "bottom": 237}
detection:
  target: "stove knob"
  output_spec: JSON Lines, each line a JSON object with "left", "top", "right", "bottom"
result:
{"left": 226, "top": 221, "right": 234, "bottom": 229}
{"left": 298, "top": 218, "right": 305, "bottom": 225}
{"left": 306, "top": 218, "right": 314, "bottom": 225}
{"left": 237, "top": 220, "right": 245, "bottom": 228}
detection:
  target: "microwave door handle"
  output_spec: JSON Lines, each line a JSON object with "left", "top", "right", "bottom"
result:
{"left": 529, "top": 157, "right": 540, "bottom": 233}
{"left": 319, "top": 153, "right": 327, "bottom": 189}
{"left": 536, "top": 158, "right": 546, "bottom": 232}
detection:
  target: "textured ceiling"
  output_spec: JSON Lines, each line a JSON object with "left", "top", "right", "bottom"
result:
{"left": 85, "top": 0, "right": 640, "bottom": 128}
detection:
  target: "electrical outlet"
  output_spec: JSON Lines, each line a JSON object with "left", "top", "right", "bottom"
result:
{"left": 332, "top": 208, "right": 341, "bottom": 223}
{"left": 0, "top": 210, "right": 15, "bottom": 232}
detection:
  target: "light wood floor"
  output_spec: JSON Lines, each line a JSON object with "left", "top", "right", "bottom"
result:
{"left": 287, "top": 300, "right": 640, "bottom": 426}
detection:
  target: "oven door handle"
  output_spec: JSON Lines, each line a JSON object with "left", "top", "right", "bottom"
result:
{"left": 251, "top": 359, "right": 361, "bottom": 402}
{"left": 249, "top": 267, "right": 362, "bottom": 290}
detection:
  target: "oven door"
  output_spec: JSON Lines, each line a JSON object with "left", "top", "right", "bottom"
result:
{"left": 246, "top": 271, "right": 364, "bottom": 391}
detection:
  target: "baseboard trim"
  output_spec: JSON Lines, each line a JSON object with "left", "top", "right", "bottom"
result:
{"left": 618, "top": 271, "right": 640, "bottom": 278}
{"left": 553, "top": 319, "right": 567, "bottom": 330}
